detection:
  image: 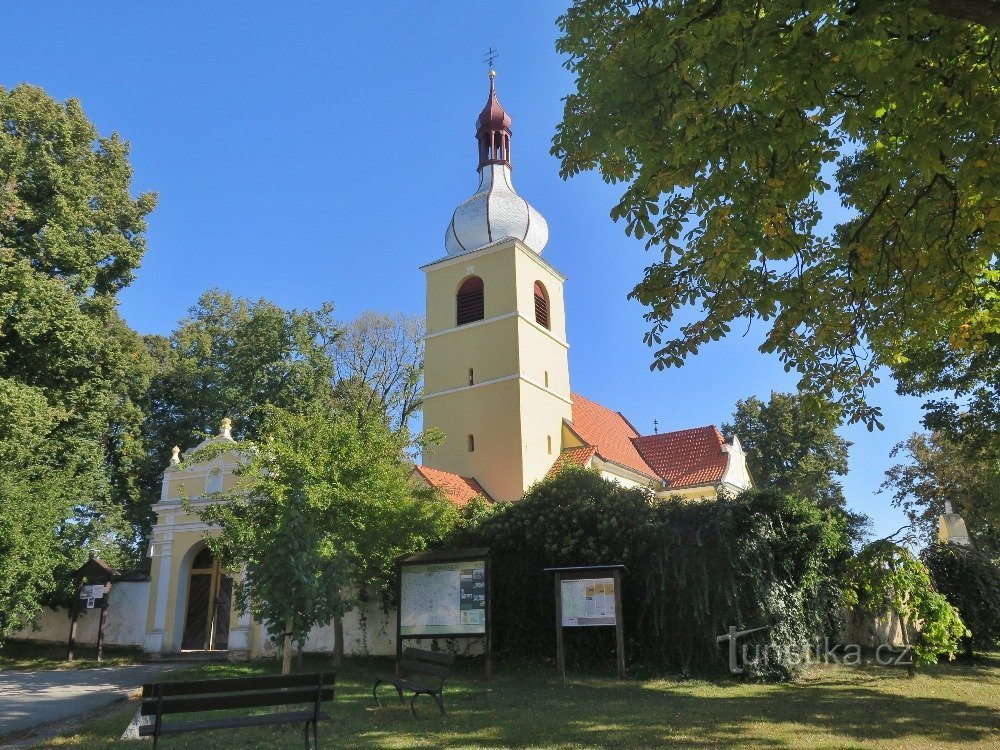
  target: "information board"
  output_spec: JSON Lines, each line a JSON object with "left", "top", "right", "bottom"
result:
{"left": 560, "top": 577, "right": 616, "bottom": 626}
{"left": 400, "top": 559, "right": 486, "bottom": 636}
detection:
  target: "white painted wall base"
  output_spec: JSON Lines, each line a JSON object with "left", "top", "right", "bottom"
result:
{"left": 10, "top": 581, "right": 151, "bottom": 648}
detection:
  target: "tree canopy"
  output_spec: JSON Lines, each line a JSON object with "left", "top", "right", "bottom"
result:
{"left": 723, "top": 391, "right": 851, "bottom": 509}
{"left": 136, "top": 290, "right": 339, "bottom": 545}
{"left": 882, "top": 431, "right": 1000, "bottom": 553}
{"left": 0, "top": 85, "right": 155, "bottom": 635}
{"left": 193, "top": 405, "right": 456, "bottom": 672}
{"left": 554, "top": 1, "right": 1000, "bottom": 428}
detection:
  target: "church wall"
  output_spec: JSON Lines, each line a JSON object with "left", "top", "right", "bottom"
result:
{"left": 518, "top": 377, "right": 572, "bottom": 492}
{"left": 424, "top": 317, "right": 520, "bottom": 393}
{"left": 424, "top": 243, "right": 519, "bottom": 335}
{"left": 512, "top": 243, "right": 568, "bottom": 343}
{"left": 421, "top": 379, "right": 525, "bottom": 502}
{"left": 10, "top": 581, "right": 150, "bottom": 647}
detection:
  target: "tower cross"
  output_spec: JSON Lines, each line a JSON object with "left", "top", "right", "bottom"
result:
{"left": 483, "top": 47, "right": 500, "bottom": 71}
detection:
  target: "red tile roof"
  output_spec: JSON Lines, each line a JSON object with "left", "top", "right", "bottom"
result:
{"left": 569, "top": 394, "right": 658, "bottom": 480}
{"left": 633, "top": 427, "right": 728, "bottom": 488}
{"left": 413, "top": 466, "right": 492, "bottom": 508}
{"left": 546, "top": 445, "right": 597, "bottom": 478}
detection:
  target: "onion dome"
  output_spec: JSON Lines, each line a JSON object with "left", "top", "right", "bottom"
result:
{"left": 445, "top": 71, "right": 549, "bottom": 257}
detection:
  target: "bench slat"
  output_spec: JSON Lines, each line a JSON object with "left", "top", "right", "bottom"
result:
{"left": 141, "top": 687, "right": 334, "bottom": 716}
{"left": 142, "top": 672, "right": 334, "bottom": 698}
{"left": 398, "top": 659, "right": 451, "bottom": 678}
{"left": 403, "top": 647, "right": 456, "bottom": 666}
{"left": 138, "top": 709, "right": 330, "bottom": 736}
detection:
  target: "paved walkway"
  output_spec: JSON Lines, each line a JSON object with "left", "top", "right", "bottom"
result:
{"left": 0, "top": 663, "right": 174, "bottom": 742}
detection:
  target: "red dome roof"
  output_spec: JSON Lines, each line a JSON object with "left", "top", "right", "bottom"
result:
{"left": 477, "top": 74, "right": 511, "bottom": 134}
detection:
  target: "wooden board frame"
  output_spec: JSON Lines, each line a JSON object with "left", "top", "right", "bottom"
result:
{"left": 546, "top": 564, "right": 626, "bottom": 680}
{"left": 396, "top": 547, "right": 492, "bottom": 680}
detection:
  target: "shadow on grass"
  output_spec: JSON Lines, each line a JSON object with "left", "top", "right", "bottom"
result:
{"left": 38, "top": 655, "right": 1000, "bottom": 749}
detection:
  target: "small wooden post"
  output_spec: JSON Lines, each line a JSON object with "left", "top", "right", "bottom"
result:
{"left": 395, "top": 562, "right": 403, "bottom": 678}
{"left": 553, "top": 571, "right": 565, "bottom": 680}
{"left": 96, "top": 579, "right": 110, "bottom": 662}
{"left": 484, "top": 551, "right": 493, "bottom": 681}
{"left": 613, "top": 568, "right": 625, "bottom": 678}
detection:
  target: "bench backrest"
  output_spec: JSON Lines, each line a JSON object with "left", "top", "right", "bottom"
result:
{"left": 141, "top": 672, "right": 335, "bottom": 718}
{"left": 399, "top": 647, "right": 455, "bottom": 683}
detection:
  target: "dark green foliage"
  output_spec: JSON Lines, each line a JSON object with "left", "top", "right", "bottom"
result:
{"left": 455, "top": 467, "right": 848, "bottom": 678}
{"left": 923, "top": 542, "right": 1000, "bottom": 651}
{"left": 0, "top": 85, "right": 155, "bottom": 636}
{"left": 136, "top": 290, "right": 339, "bottom": 547}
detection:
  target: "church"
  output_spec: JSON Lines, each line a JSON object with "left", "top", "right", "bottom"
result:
{"left": 139, "top": 71, "right": 752, "bottom": 657}
{"left": 410, "top": 69, "right": 752, "bottom": 507}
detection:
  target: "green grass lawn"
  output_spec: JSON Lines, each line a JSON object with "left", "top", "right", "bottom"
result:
{"left": 0, "top": 639, "right": 146, "bottom": 671}
{"left": 38, "top": 653, "right": 1000, "bottom": 749}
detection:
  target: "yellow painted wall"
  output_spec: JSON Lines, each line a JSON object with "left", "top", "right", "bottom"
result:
{"left": 422, "top": 239, "right": 572, "bottom": 501}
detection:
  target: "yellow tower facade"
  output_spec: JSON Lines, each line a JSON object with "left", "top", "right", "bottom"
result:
{"left": 421, "top": 71, "right": 570, "bottom": 502}
{"left": 422, "top": 239, "right": 571, "bottom": 501}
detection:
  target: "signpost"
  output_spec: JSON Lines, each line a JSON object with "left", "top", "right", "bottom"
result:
{"left": 397, "top": 548, "right": 491, "bottom": 679}
{"left": 67, "top": 556, "right": 118, "bottom": 662}
{"left": 545, "top": 564, "right": 626, "bottom": 679}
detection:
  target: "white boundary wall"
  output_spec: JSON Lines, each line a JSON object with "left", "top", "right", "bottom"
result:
{"left": 10, "top": 581, "right": 150, "bottom": 647}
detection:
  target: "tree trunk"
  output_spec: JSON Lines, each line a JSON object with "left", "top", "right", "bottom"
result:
{"left": 282, "top": 618, "right": 293, "bottom": 675}
{"left": 332, "top": 614, "right": 344, "bottom": 668}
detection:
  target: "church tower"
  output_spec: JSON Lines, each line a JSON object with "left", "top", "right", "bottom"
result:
{"left": 421, "top": 71, "right": 571, "bottom": 502}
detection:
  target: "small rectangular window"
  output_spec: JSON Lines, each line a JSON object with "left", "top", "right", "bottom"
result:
{"left": 544, "top": 371, "right": 549, "bottom": 388}
{"left": 469, "top": 368, "right": 475, "bottom": 386}
{"left": 467, "top": 434, "right": 475, "bottom": 452}
{"left": 547, "top": 435, "right": 552, "bottom": 454}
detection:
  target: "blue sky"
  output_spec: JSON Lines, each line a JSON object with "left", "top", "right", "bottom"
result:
{"left": 4, "top": 2, "right": 927, "bottom": 538}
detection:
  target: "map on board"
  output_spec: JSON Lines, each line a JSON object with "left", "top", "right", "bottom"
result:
{"left": 400, "top": 560, "right": 486, "bottom": 636}
{"left": 561, "top": 577, "right": 616, "bottom": 627}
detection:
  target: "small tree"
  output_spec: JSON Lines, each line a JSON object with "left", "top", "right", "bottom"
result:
{"left": 191, "top": 405, "right": 456, "bottom": 673}
{"left": 844, "top": 539, "right": 968, "bottom": 668}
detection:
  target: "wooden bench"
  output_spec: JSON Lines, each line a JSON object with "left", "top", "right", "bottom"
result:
{"left": 140, "top": 672, "right": 335, "bottom": 749}
{"left": 373, "top": 647, "right": 455, "bottom": 717}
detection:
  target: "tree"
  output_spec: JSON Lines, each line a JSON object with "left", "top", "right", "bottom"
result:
{"left": 553, "top": 2, "right": 1000, "bottom": 428}
{"left": 333, "top": 311, "right": 424, "bottom": 431}
{"left": 192, "top": 405, "right": 456, "bottom": 673}
{"left": 882, "top": 432, "right": 1000, "bottom": 554}
{"left": 0, "top": 380, "right": 73, "bottom": 642}
{"left": 137, "top": 290, "right": 339, "bottom": 546}
{"left": 0, "top": 84, "right": 155, "bottom": 632}
{"left": 894, "top": 332, "right": 1000, "bottom": 463}
{"left": 844, "top": 538, "right": 968, "bottom": 667}
{"left": 723, "top": 392, "right": 851, "bottom": 509}
{"left": 922, "top": 542, "right": 1000, "bottom": 655}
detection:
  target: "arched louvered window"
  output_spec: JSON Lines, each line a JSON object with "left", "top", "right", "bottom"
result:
{"left": 533, "top": 281, "right": 550, "bottom": 329}
{"left": 457, "top": 276, "right": 485, "bottom": 326}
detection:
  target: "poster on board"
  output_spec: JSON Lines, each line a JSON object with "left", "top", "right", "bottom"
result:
{"left": 400, "top": 559, "right": 486, "bottom": 636}
{"left": 560, "top": 577, "right": 616, "bottom": 626}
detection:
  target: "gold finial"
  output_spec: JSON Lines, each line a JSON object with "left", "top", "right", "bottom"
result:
{"left": 220, "top": 417, "right": 232, "bottom": 439}
{"left": 170, "top": 446, "right": 181, "bottom": 466}
{"left": 489, "top": 68, "right": 496, "bottom": 80}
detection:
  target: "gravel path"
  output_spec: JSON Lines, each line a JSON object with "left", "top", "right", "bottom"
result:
{"left": 0, "top": 663, "right": 175, "bottom": 744}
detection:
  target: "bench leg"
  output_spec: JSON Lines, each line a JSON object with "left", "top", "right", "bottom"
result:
{"left": 410, "top": 691, "right": 445, "bottom": 719}
{"left": 373, "top": 679, "right": 405, "bottom": 707}
{"left": 303, "top": 719, "right": 311, "bottom": 750}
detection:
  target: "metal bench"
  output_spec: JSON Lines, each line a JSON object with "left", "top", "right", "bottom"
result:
{"left": 373, "top": 647, "right": 455, "bottom": 717}
{"left": 140, "top": 672, "right": 335, "bottom": 749}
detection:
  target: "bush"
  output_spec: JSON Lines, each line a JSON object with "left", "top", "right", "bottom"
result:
{"left": 922, "top": 542, "right": 1000, "bottom": 652}
{"left": 453, "top": 467, "right": 849, "bottom": 678}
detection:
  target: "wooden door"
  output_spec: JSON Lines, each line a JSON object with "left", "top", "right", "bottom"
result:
{"left": 181, "top": 547, "right": 231, "bottom": 651}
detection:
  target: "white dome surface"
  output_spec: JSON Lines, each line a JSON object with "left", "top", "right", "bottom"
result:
{"left": 445, "top": 164, "right": 549, "bottom": 257}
